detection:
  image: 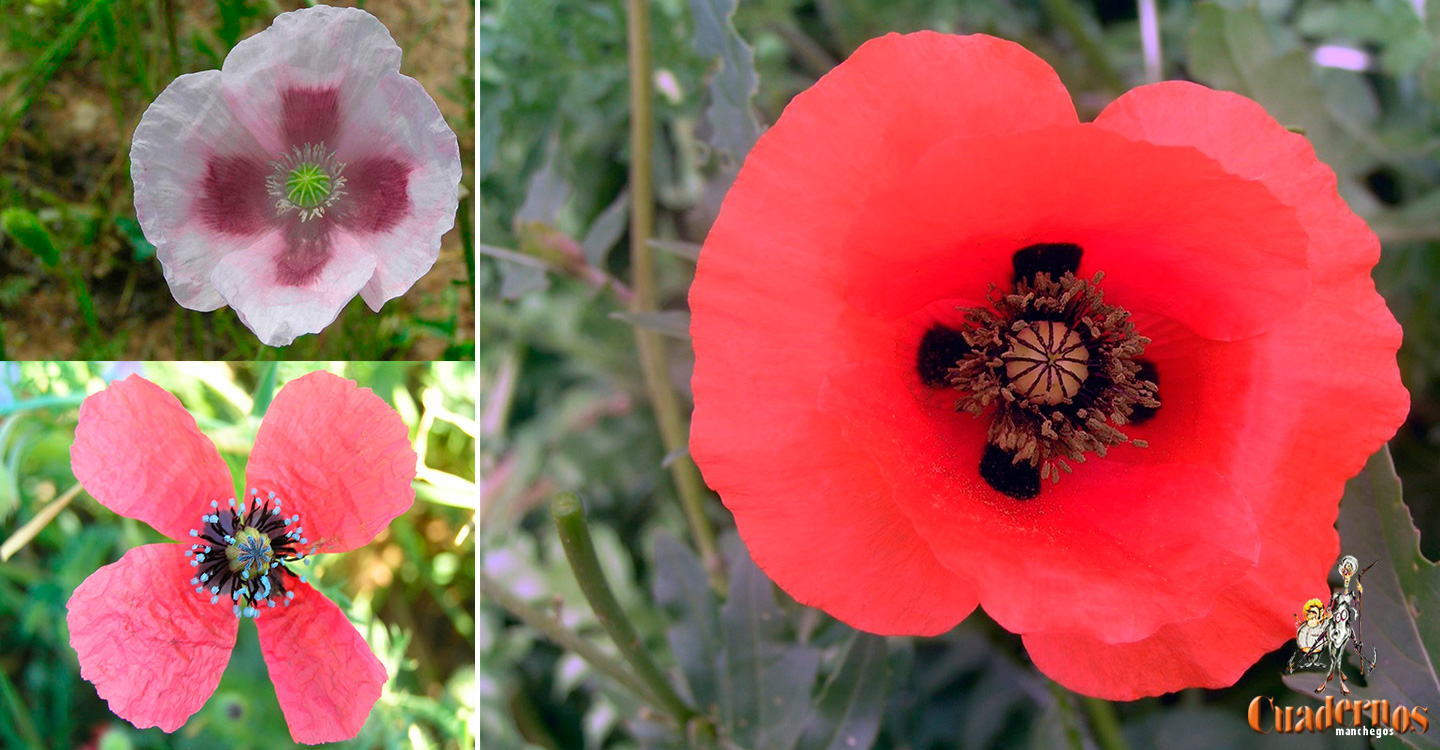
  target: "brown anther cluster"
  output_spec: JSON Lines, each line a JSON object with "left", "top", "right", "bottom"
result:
{"left": 948, "top": 271, "right": 1159, "bottom": 482}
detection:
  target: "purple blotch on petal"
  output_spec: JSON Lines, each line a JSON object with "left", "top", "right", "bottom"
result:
{"left": 197, "top": 155, "right": 271, "bottom": 236}
{"left": 340, "top": 157, "right": 411, "bottom": 234}
{"left": 274, "top": 221, "right": 334, "bottom": 287}
{"left": 282, "top": 87, "right": 341, "bottom": 150}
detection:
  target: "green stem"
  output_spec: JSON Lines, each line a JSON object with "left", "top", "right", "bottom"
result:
{"left": 551, "top": 494, "right": 696, "bottom": 724}
{"left": 66, "top": 265, "right": 99, "bottom": 343}
{"left": 623, "top": 0, "right": 723, "bottom": 589}
{"left": 162, "top": 0, "right": 181, "bottom": 77}
{"left": 0, "top": 393, "right": 85, "bottom": 418}
{"left": 1083, "top": 696, "right": 1128, "bottom": 750}
{"left": 1042, "top": 0, "right": 1125, "bottom": 93}
{"left": 0, "top": 483, "right": 82, "bottom": 562}
{"left": 479, "top": 571, "right": 663, "bottom": 710}
{"left": 1047, "top": 679, "right": 1086, "bottom": 750}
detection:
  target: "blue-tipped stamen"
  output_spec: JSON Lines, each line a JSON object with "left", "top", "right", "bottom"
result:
{"left": 186, "top": 488, "right": 319, "bottom": 620}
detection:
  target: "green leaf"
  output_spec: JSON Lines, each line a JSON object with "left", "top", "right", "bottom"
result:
{"left": 719, "top": 534, "right": 820, "bottom": 750}
{"left": 250, "top": 362, "right": 278, "bottom": 418}
{"left": 689, "top": 0, "right": 761, "bottom": 162}
{"left": 797, "top": 630, "right": 888, "bottom": 750}
{"left": 582, "top": 190, "right": 629, "bottom": 268}
{"left": 1297, "top": 0, "right": 1431, "bottom": 76}
{"left": 610, "top": 311, "right": 691, "bottom": 340}
{"left": 498, "top": 260, "right": 551, "bottom": 300}
{"left": 1282, "top": 446, "right": 1440, "bottom": 749}
{"left": 115, "top": 216, "right": 155, "bottom": 262}
{"left": 0, "top": 209, "right": 58, "bottom": 267}
{"left": 652, "top": 531, "right": 723, "bottom": 716}
{"left": 650, "top": 238, "right": 702, "bottom": 263}
{"left": 1187, "top": 3, "right": 1365, "bottom": 172}
{"left": 516, "top": 146, "right": 571, "bottom": 227}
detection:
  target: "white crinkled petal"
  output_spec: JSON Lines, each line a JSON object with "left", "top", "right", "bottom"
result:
{"left": 130, "top": 70, "right": 272, "bottom": 311}
{"left": 210, "top": 229, "right": 377, "bottom": 347}
{"left": 221, "top": 5, "right": 402, "bottom": 155}
{"left": 332, "top": 72, "right": 461, "bottom": 309}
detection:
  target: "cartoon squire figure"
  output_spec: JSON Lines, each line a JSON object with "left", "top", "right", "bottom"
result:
{"left": 1287, "top": 598, "right": 1329, "bottom": 674}
{"left": 1287, "top": 555, "right": 1377, "bottom": 694}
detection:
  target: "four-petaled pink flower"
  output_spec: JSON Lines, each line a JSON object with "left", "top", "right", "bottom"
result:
{"left": 131, "top": 5, "right": 462, "bottom": 346}
{"left": 66, "top": 371, "right": 417, "bottom": 744}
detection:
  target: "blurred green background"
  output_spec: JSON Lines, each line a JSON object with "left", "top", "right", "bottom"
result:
{"left": 482, "top": 0, "right": 1440, "bottom": 748}
{"left": 0, "top": 361, "right": 477, "bottom": 750}
{"left": 0, "top": 0, "right": 475, "bottom": 359}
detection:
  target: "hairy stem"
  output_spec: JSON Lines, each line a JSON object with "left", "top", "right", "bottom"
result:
{"left": 624, "top": 0, "right": 723, "bottom": 589}
{"left": 552, "top": 494, "right": 697, "bottom": 724}
{"left": 1083, "top": 696, "right": 1128, "bottom": 750}
{"left": 1047, "top": 679, "right": 1087, "bottom": 750}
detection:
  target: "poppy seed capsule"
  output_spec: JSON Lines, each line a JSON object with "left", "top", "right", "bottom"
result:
{"left": 1003, "top": 321, "right": 1089, "bottom": 405}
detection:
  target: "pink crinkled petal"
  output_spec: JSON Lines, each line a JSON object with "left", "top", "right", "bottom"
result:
{"left": 66, "top": 544, "right": 237, "bottom": 732}
{"left": 246, "top": 371, "right": 415, "bottom": 554}
{"left": 131, "top": 69, "right": 277, "bottom": 311}
{"left": 71, "top": 375, "right": 235, "bottom": 541}
{"left": 256, "top": 581, "right": 387, "bottom": 744}
{"left": 330, "top": 72, "right": 461, "bottom": 310}
{"left": 220, "top": 6, "right": 402, "bottom": 156}
{"left": 209, "top": 225, "right": 378, "bottom": 347}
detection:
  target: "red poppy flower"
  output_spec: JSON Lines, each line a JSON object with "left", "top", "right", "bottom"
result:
{"left": 688, "top": 32, "right": 1409, "bottom": 699}
{"left": 66, "top": 371, "right": 416, "bottom": 743}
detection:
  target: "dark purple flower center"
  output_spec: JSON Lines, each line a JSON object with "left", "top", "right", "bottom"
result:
{"left": 186, "top": 487, "right": 316, "bottom": 618}
{"left": 915, "top": 243, "right": 1161, "bottom": 500}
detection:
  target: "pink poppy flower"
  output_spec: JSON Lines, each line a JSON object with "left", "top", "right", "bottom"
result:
{"left": 65, "top": 371, "right": 417, "bottom": 744}
{"left": 131, "top": 6, "right": 462, "bottom": 346}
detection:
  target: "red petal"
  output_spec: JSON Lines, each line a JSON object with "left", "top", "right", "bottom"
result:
{"left": 1096, "top": 81, "right": 1378, "bottom": 286}
{"left": 703, "top": 403, "right": 979, "bottom": 635}
{"left": 246, "top": 371, "right": 415, "bottom": 553}
{"left": 256, "top": 582, "right": 386, "bottom": 744}
{"left": 693, "top": 31, "right": 1073, "bottom": 635}
{"left": 66, "top": 544, "right": 237, "bottom": 732}
{"left": 1093, "top": 83, "right": 1407, "bottom": 501}
{"left": 1019, "top": 83, "right": 1410, "bottom": 698}
{"left": 1023, "top": 519, "right": 1337, "bottom": 699}
{"left": 835, "top": 125, "right": 1309, "bottom": 341}
{"left": 819, "top": 358, "right": 1260, "bottom": 643}
{"left": 71, "top": 375, "right": 234, "bottom": 541}
{"left": 692, "top": 32, "right": 1071, "bottom": 635}
{"left": 693, "top": 39, "right": 1290, "bottom": 641}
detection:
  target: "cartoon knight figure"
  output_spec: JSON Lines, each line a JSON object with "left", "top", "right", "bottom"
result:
{"left": 1312, "top": 555, "right": 1376, "bottom": 694}
{"left": 1331, "top": 555, "right": 1364, "bottom": 640}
